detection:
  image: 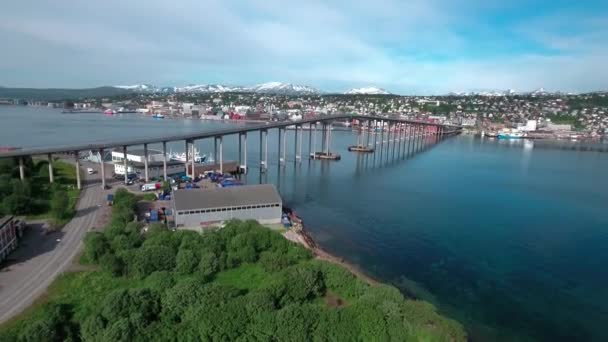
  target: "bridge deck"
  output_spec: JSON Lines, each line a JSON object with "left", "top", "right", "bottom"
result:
{"left": 0, "top": 114, "right": 461, "bottom": 158}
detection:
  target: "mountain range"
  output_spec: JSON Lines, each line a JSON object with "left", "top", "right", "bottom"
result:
{"left": 115, "top": 82, "right": 388, "bottom": 95}
{"left": 0, "top": 83, "right": 599, "bottom": 101}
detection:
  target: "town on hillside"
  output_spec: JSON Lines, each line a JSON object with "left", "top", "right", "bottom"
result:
{"left": 3, "top": 88, "right": 608, "bottom": 140}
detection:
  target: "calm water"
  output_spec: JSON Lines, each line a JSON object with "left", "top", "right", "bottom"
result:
{"left": 2, "top": 106, "right": 608, "bottom": 341}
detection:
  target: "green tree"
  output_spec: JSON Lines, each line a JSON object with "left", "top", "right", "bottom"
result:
{"left": 199, "top": 252, "right": 219, "bottom": 277}
{"left": 175, "top": 249, "right": 199, "bottom": 275}
{"left": 132, "top": 245, "right": 176, "bottom": 278}
{"left": 84, "top": 232, "right": 109, "bottom": 263}
{"left": 100, "top": 253, "right": 125, "bottom": 276}
{"left": 49, "top": 189, "right": 69, "bottom": 220}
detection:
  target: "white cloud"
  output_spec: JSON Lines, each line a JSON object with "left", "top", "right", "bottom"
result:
{"left": 0, "top": 0, "right": 606, "bottom": 93}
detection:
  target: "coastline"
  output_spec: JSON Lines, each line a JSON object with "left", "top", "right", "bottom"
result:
{"left": 283, "top": 225, "right": 379, "bottom": 286}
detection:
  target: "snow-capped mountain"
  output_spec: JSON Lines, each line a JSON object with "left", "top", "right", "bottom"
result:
{"left": 344, "top": 87, "right": 391, "bottom": 95}
{"left": 114, "top": 82, "right": 319, "bottom": 95}
{"left": 246, "top": 82, "right": 319, "bottom": 95}
{"left": 174, "top": 84, "right": 244, "bottom": 93}
{"left": 114, "top": 84, "right": 158, "bottom": 92}
{"left": 448, "top": 89, "right": 518, "bottom": 96}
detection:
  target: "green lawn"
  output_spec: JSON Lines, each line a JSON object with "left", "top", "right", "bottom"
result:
{"left": 214, "top": 263, "right": 272, "bottom": 290}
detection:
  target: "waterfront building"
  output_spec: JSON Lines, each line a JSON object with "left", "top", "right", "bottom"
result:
{"left": 172, "top": 184, "right": 282, "bottom": 229}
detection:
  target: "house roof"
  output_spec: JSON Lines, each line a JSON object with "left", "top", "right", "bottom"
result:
{"left": 173, "top": 184, "right": 282, "bottom": 211}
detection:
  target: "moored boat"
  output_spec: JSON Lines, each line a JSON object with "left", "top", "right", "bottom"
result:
{"left": 497, "top": 131, "right": 525, "bottom": 139}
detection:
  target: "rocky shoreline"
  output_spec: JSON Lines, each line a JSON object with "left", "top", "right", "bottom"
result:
{"left": 283, "top": 223, "right": 378, "bottom": 286}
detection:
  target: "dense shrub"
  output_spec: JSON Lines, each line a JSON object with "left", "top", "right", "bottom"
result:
{"left": 2, "top": 215, "right": 466, "bottom": 342}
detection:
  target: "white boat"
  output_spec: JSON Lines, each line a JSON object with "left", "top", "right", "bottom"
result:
{"left": 497, "top": 131, "right": 525, "bottom": 139}
{"left": 170, "top": 148, "right": 206, "bottom": 163}
{"left": 153, "top": 113, "right": 165, "bottom": 119}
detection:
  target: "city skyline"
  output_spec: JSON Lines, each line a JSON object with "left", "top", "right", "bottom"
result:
{"left": 1, "top": 0, "right": 607, "bottom": 94}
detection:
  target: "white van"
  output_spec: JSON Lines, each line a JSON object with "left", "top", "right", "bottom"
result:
{"left": 87, "top": 168, "right": 95, "bottom": 174}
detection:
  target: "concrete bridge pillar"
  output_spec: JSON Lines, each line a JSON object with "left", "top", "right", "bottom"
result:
{"left": 397, "top": 124, "right": 402, "bottom": 156}
{"left": 308, "top": 124, "right": 313, "bottom": 156}
{"left": 99, "top": 149, "right": 106, "bottom": 189}
{"left": 293, "top": 125, "right": 300, "bottom": 164}
{"left": 259, "top": 131, "right": 263, "bottom": 170}
{"left": 320, "top": 124, "right": 326, "bottom": 153}
{"left": 143, "top": 143, "right": 149, "bottom": 182}
{"left": 238, "top": 133, "right": 242, "bottom": 166}
{"left": 282, "top": 128, "right": 287, "bottom": 165}
{"left": 191, "top": 140, "right": 196, "bottom": 178}
{"left": 380, "top": 121, "right": 384, "bottom": 150}
{"left": 214, "top": 138, "right": 217, "bottom": 164}
{"left": 243, "top": 133, "right": 248, "bottom": 171}
{"left": 264, "top": 130, "right": 268, "bottom": 169}
{"left": 278, "top": 128, "right": 283, "bottom": 165}
{"left": 47, "top": 154, "right": 54, "bottom": 183}
{"left": 18, "top": 157, "right": 25, "bottom": 181}
{"left": 75, "top": 152, "right": 81, "bottom": 190}
{"left": 298, "top": 125, "right": 303, "bottom": 163}
{"left": 162, "top": 142, "right": 168, "bottom": 181}
{"left": 326, "top": 122, "right": 332, "bottom": 155}
{"left": 408, "top": 125, "right": 413, "bottom": 153}
{"left": 218, "top": 136, "right": 223, "bottom": 174}
{"left": 185, "top": 140, "right": 190, "bottom": 176}
{"left": 312, "top": 124, "right": 317, "bottom": 158}
{"left": 123, "top": 146, "right": 128, "bottom": 185}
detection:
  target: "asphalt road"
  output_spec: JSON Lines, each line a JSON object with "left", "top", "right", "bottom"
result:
{"left": 0, "top": 162, "right": 113, "bottom": 323}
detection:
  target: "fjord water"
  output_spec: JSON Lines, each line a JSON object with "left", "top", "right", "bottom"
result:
{"left": 2, "top": 106, "right": 608, "bottom": 341}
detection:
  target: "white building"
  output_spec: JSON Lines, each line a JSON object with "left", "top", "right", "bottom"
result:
{"left": 518, "top": 120, "right": 537, "bottom": 132}
{"left": 172, "top": 184, "right": 282, "bottom": 229}
{"left": 111, "top": 149, "right": 184, "bottom": 179}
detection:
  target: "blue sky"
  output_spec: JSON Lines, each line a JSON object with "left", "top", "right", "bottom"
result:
{"left": 1, "top": 0, "right": 607, "bottom": 94}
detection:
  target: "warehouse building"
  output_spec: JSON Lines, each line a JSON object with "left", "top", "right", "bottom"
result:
{"left": 172, "top": 184, "right": 282, "bottom": 229}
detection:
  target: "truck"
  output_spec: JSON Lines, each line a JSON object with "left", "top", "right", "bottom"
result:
{"left": 141, "top": 183, "right": 159, "bottom": 192}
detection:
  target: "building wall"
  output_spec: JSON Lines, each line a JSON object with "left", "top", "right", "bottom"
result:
{"left": 111, "top": 151, "right": 166, "bottom": 164}
{"left": 114, "top": 163, "right": 185, "bottom": 177}
{"left": 175, "top": 204, "right": 282, "bottom": 228}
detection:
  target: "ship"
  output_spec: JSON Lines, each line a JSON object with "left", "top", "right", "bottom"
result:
{"left": 152, "top": 113, "right": 165, "bottom": 119}
{"left": 104, "top": 109, "right": 116, "bottom": 115}
{"left": 170, "top": 148, "right": 206, "bottom": 163}
{"left": 497, "top": 130, "right": 525, "bottom": 139}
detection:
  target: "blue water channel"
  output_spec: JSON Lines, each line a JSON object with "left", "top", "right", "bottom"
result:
{"left": 2, "top": 106, "right": 608, "bottom": 341}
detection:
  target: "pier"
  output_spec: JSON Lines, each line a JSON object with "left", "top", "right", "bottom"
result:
{"left": 0, "top": 114, "right": 461, "bottom": 188}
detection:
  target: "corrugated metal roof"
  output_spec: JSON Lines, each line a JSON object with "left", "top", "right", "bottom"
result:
{"left": 173, "top": 184, "right": 282, "bottom": 211}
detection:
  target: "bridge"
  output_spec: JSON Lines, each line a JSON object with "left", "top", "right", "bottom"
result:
{"left": 0, "top": 114, "right": 462, "bottom": 188}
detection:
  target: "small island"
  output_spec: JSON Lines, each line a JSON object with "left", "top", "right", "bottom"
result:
{"left": 0, "top": 189, "right": 465, "bottom": 341}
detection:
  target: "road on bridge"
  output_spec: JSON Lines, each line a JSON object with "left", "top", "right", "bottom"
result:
{"left": 0, "top": 161, "right": 114, "bottom": 323}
